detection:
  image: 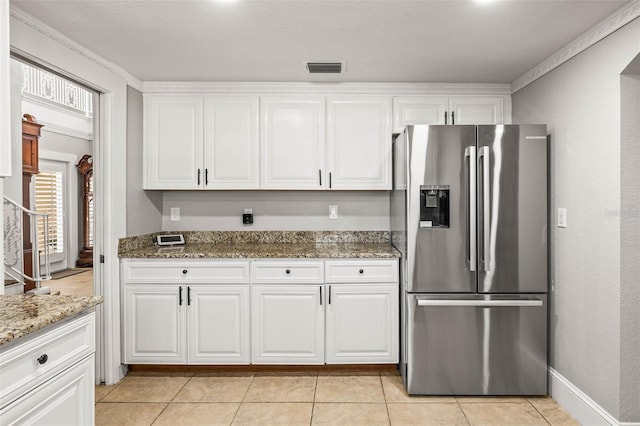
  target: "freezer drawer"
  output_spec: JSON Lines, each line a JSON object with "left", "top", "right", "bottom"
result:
{"left": 406, "top": 294, "right": 547, "bottom": 395}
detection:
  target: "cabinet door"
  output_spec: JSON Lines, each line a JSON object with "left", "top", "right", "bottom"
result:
{"left": 448, "top": 96, "right": 504, "bottom": 125}
{"left": 0, "top": 355, "right": 94, "bottom": 425}
{"left": 251, "top": 285, "right": 324, "bottom": 364}
{"left": 325, "top": 284, "right": 398, "bottom": 364}
{"left": 260, "top": 96, "right": 325, "bottom": 189}
{"left": 392, "top": 96, "right": 449, "bottom": 131}
{"left": 327, "top": 97, "right": 392, "bottom": 190}
{"left": 144, "top": 95, "right": 203, "bottom": 189}
{"left": 123, "top": 285, "right": 187, "bottom": 364}
{"left": 188, "top": 286, "right": 250, "bottom": 364}
{"left": 204, "top": 96, "right": 259, "bottom": 189}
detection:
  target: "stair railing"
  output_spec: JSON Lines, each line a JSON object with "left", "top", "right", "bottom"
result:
{"left": 3, "top": 195, "right": 52, "bottom": 293}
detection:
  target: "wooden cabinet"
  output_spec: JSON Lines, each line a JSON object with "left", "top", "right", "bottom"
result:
{"left": 326, "top": 97, "right": 392, "bottom": 190}
{"left": 0, "top": 313, "right": 95, "bottom": 425}
{"left": 144, "top": 95, "right": 259, "bottom": 190}
{"left": 122, "top": 260, "right": 251, "bottom": 365}
{"left": 393, "top": 96, "right": 506, "bottom": 131}
{"left": 260, "top": 96, "right": 325, "bottom": 189}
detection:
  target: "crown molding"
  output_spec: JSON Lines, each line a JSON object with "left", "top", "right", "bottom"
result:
{"left": 142, "top": 81, "right": 512, "bottom": 96}
{"left": 512, "top": 1, "right": 640, "bottom": 93}
{"left": 9, "top": 6, "right": 143, "bottom": 91}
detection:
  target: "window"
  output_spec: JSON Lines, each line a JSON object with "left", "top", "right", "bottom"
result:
{"left": 34, "top": 161, "right": 66, "bottom": 263}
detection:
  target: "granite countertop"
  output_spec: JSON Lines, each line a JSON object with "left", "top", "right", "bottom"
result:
{"left": 0, "top": 295, "right": 103, "bottom": 347}
{"left": 118, "top": 231, "right": 401, "bottom": 259}
{"left": 119, "top": 242, "right": 400, "bottom": 259}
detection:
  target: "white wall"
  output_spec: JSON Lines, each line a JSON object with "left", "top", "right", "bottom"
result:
{"left": 162, "top": 191, "right": 390, "bottom": 231}
{"left": 512, "top": 17, "right": 640, "bottom": 422}
{"left": 127, "top": 86, "right": 162, "bottom": 235}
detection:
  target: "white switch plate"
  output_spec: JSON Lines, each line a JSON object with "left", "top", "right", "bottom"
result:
{"left": 170, "top": 207, "right": 180, "bottom": 222}
{"left": 244, "top": 208, "right": 253, "bottom": 214}
{"left": 557, "top": 208, "right": 567, "bottom": 228}
{"left": 329, "top": 205, "right": 338, "bottom": 220}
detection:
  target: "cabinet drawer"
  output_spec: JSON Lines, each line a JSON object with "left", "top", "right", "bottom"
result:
{"left": 122, "top": 260, "right": 250, "bottom": 283}
{"left": 325, "top": 260, "right": 398, "bottom": 283}
{"left": 0, "top": 314, "right": 95, "bottom": 408}
{"left": 252, "top": 261, "right": 324, "bottom": 284}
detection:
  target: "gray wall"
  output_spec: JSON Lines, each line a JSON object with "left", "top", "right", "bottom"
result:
{"left": 39, "top": 130, "right": 91, "bottom": 158}
{"left": 126, "top": 86, "right": 162, "bottom": 235}
{"left": 162, "top": 190, "right": 390, "bottom": 231}
{"left": 512, "top": 17, "right": 640, "bottom": 422}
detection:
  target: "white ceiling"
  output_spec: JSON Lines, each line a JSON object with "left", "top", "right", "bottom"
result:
{"left": 10, "top": 0, "right": 631, "bottom": 84}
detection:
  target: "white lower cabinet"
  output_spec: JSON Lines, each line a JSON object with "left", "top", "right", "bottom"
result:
{"left": 0, "top": 313, "right": 96, "bottom": 426}
{"left": 325, "top": 284, "right": 399, "bottom": 363}
{"left": 251, "top": 285, "right": 324, "bottom": 364}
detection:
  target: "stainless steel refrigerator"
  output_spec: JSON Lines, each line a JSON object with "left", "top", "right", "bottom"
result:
{"left": 391, "top": 124, "right": 548, "bottom": 395}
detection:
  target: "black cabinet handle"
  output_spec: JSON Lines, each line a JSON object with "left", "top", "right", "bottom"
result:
{"left": 179, "top": 286, "right": 183, "bottom": 306}
{"left": 205, "top": 168, "right": 209, "bottom": 185}
{"left": 328, "top": 285, "right": 332, "bottom": 305}
{"left": 182, "top": 269, "right": 188, "bottom": 274}
{"left": 444, "top": 111, "right": 448, "bottom": 125}
{"left": 285, "top": 269, "right": 291, "bottom": 274}
{"left": 187, "top": 286, "right": 191, "bottom": 306}
{"left": 359, "top": 269, "right": 364, "bottom": 274}
{"left": 197, "top": 169, "right": 201, "bottom": 185}
{"left": 319, "top": 286, "right": 323, "bottom": 305}
{"left": 452, "top": 111, "right": 455, "bottom": 125}
{"left": 37, "top": 354, "right": 48, "bottom": 365}
{"left": 329, "top": 172, "right": 332, "bottom": 189}
{"left": 319, "top": 169, "right": 322, "bottom": 186}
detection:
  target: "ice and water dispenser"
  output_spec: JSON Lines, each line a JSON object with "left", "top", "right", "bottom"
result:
{"left": 419, "top": 185, "right": 450, "bottom": 228}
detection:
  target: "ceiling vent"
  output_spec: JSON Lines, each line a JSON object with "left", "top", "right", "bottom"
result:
{"left": 306, "top": 62, "right": 345, "bottom": 74}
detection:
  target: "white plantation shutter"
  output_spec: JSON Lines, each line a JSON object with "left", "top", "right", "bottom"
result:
{"left": 35, "top": 170, "right": 64, "bottom": 255}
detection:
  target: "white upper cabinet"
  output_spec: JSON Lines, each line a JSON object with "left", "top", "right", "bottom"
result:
{"left": 393, "top": 96, "right": 506, "bottom": 132}
{"left": 326, "top": 97, "right": 392, "bottom": 190}
{"left": 144, "top": 94, "right": 259, "bottom": 190}
{"left": 144, "top": 95, "right": 203, "bottom": 189}
{"left": 260, "top": 96, "right": 326, "bottom": 189}
{"left": 448, "top": 96, "right": 504, "bottom": 125}
{"left": 204, "top": 96, "right": 259, "bottom": 189}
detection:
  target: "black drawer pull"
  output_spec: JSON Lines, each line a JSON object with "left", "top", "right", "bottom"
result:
{"left": 285, "top": 269, "right": 291, "bottom": 274}
{"left": 182, "top": 269, "right": 188, "bottom": 274}
{"left": 37, "top": 354, "right": 48, "bottom": 365}
{"left": 359, "top": 269, "right": 364, "bottom": 274}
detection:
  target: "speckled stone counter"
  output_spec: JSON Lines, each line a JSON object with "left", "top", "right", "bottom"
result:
{"left": 119, "top": 231, "right": 400, "bottom": 259}
{"left": 0, "top": 295, "right": 103, "bottom": 347}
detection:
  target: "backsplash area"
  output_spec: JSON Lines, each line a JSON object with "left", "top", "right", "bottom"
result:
{"left": 162, "top": 191, "right": 390, "bottom": 231}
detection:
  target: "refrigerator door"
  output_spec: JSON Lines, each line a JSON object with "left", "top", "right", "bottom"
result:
{"left": 477, "top": 125, "right": 547, "bottom": 293}
{"left": 406, "top": 293, "right": 547, "bottom": 395}
{"left": 407, "top": 125, "right": 477, "bottom": 293}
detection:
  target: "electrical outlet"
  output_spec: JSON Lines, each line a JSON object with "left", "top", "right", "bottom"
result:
{"left": 170, "top": 207, "right": 180, "bottom": 222}
{"left": 329, "top": 205, "right": 338, "bottom": 220}
{"left": 557, "top": 208, "right": 567, "bottom": 228}
{"left": 243, "top": 208, "right": 253, "bottom": 225}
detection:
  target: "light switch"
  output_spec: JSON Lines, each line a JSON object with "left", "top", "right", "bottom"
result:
{"left": 170, "top": 207, "right": 180, "bottom": 222}
{"left": 557, "top": 208, "right": 566, "bottom": 228}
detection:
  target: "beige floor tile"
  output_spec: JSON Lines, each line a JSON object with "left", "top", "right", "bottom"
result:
{"left": 312, "top": 403, "right": 390, "bottom": 425}
{"left": 315, "top": 376, "right": 385, "bottom": 403}
{"left": 460, "top": 402, "right": 548, "bottom": 425}
{"left": 232, "top": 402, "right": 313, "bottom": 425}
{"left": 153, "top": 402, "right": 239, "bottom": 426}
{"left": 127, "top": 371, "right": 195, "bottom": 377}
{"left": 102, "top": 376, "right": 189, "bottom": 403}
{"left": 382, "top": 376, "right": 456, "bottom": 403}
{"left": 529, "top": 397, "right": 580, "bottom": 426}
{"left": 456, "top": 396, "right": 530, "bottom": 403}
{"left": 379, "top": 368, "right": 402, "bottom": 377}
{"left": 387, "top": 402, "right": 470, "bottom": 425}
{"left": 95, "top": 402, "right": 166, "bottom": 426}
{"left": 174, "top": 376, "right": 253, "bottom": 402}
{"left": 243, "top": 376, "right": 316, "bottom": 402}
{"left": 318, "top": 369, "right": 382, "bottom": 376}
{"left": 47, "top": 270, "right": 93, "bottom": 296}
{"left": 95, "top": 385, "right": 116, "bottom": 403}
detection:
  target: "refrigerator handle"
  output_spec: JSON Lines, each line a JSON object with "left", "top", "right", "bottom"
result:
{"left": 479, "top": 146, "right": 491, "bottom": 272}
{"left": 417, "top": 298, "right": 543, "bottom": 307}
{"left": 465, "top": 146, "right": 477, "bottom": 272}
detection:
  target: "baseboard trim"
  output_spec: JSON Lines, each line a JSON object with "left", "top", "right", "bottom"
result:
{"left": 549, "top": 367, "right": 640, "bottom": 426}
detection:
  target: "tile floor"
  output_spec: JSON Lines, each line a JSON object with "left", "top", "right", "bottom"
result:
{"left": 46, "top": 269, "right": 94, "bottom": 296}
{"left": 95, "top": 371, "right": 579, "bottom": 425}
